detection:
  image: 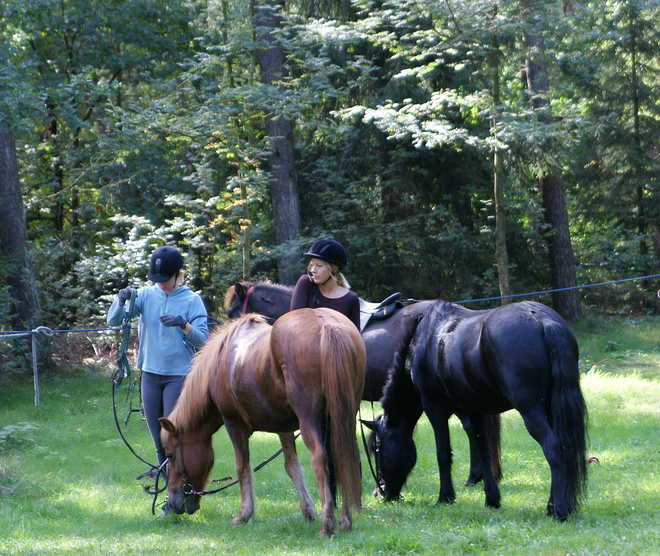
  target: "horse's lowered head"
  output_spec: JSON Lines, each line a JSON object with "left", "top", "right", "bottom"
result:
{"left": 159, "top": 417, "right": 216, "bottom": 515}
{"left": 362, "top": 415, "right": 417, "bottom": 501}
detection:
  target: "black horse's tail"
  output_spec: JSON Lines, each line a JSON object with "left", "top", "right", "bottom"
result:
{"left": 484, "top": 414, "right": 502, "bottom": 481}
{"left": 545, "top": 318, "right": 588, "bottom": 512}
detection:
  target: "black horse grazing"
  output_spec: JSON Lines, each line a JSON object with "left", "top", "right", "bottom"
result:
{"left": 365, "top": 300, "right": 588, "bottom": 521}
{"left": 224, "top": 281, "right": 502, "bottom": 486}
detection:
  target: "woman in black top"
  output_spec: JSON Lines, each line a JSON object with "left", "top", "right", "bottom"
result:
{"left": 290, "top": 238, "right": 361, "bottom": 501}
{"left": 290, "top": 238, "right": 360, "bottom": 329}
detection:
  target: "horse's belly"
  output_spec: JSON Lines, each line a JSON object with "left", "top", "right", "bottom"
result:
{"left": 441, "top": 379, "right": 512, "bottom": 414}
{"left": 250, "top": 413, "right": 300, "bottom": 433}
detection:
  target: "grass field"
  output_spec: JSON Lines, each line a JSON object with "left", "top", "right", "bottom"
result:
{"left": 1, "top": 314, "right": 659, "bottom": 555}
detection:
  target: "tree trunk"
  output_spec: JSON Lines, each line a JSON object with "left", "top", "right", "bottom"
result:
{"left": 629, "top": 12, "right": 647, "bottom": 257}
{"left": 490, "top": 24, "right": 511, "bottom": 304}
{"left": 521, "top": 1, "right": 580, "bottom": 322}
{"left": 254, "top": 1, "right": 302, "bottom": 285}
{"left": 539, "top": 176, "right": 580, "bottom": 321}
{"left": 0, "top": 125, "right": 47, "bottom": 364}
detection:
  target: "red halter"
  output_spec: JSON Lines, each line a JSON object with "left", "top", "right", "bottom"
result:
{"left": 242, "top": 286, "right": 255, "bottom": 314}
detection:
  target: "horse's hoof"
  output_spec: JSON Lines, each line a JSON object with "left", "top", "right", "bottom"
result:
{"left": 232, "top": 515, "right": 252, "bottom": 525}
{"left": 319, "top": 527, "right": 336, "bottom": 539}
{"left": 301, "top": 509, "right": 316, "bottom": 522}
{"left": 338, "top": 516, "right": 352, "bottom": 531}
{"left": 463, "top": 476, "right": 482, "bottom": 487}
{"left": 547, "top": 500, "right": 571, "bottom": 521}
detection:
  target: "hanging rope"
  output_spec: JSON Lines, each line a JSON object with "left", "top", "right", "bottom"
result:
{"left": 456, "top": 273, "right": 660, "bottom": 305}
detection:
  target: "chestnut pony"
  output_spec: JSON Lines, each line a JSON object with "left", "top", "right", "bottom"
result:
{"left": 159, "top": 309, "right": 366, "bottom": 538}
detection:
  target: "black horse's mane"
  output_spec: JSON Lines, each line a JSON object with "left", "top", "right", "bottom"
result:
{"left": 378, "top": 304, "right": 437, "bottom": 430}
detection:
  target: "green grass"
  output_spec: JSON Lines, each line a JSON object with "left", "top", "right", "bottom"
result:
{"left": 1, "top": 316, "right": 660, "bottom": 555}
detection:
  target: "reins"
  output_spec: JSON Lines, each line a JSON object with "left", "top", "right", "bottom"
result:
{"left": 358, "top": 392, "right": 386, "bottom": 498}
{"left": 111, "top": 291, "right": 221, "bottom": 475}
{"left": 147, "top": 428, "right": 302, "bottom": 514}
{"left": 110, "top": 288, "right": 159, "bottom": 470}
{"left": 242, "top": 285, "right": 255, "bottom": 314}
{"left": 176, "top": 429, "right": 302, "bottom": 498}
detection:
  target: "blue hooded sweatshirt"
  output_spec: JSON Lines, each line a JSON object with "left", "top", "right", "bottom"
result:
{"left": 107, "top": 285, "right": 208, "bottom": 376}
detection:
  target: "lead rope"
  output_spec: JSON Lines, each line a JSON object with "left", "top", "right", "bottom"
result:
{"left": 111, "top": 288, "right": 159, "bottom": 470}
{"left": 358, "top": 402, "right": 386, "bottom": 498}
{"left": 153, "top": 431, "right": 304, "bottom": 514}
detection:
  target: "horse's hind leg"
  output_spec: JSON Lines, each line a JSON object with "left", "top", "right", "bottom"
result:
{"left": 278, "top": 433, "right": 315, "bottom": 521}
{"left": 518, "top": 409, "right": 569, "bottom": 520}
{"left": 468, "top": 413, "right": 501, "bottom": 509}
{"left": 298, "top": 421, "right": 336, "bottom": 538}
{"left": 337, "top": 496, "right": 352, "bottom": 532}
{"left": 224, "top": 422, "right": 256, "bottom": 524}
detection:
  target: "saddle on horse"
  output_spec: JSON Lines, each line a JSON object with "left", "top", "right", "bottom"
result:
{"left": 358, "top": 292, "right": 403, "bottom": 332}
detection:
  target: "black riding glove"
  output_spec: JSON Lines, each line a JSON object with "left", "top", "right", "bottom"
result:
{"left": 118, "top": 287, "right": 134, "bottom": 306}
{"left": 160, "top": 313, "right": 187, "bottom": 329}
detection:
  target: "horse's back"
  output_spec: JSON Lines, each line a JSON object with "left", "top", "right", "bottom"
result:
{"left": 414, "top": 300, "right": 577, "bottom": 413}
{"left": 271, "top": 308, "right": 365, "bottom": 366}
{"left": 212, "top": 316, "right": 298, "bottom": 431}
{"left": 480, "top": 301, "right": 577, "bottom": 364}
{"left": 271, "top": 308, "right": 365, "bottom": 399}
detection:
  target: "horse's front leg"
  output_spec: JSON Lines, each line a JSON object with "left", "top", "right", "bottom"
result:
{"left": 423, "top": 403, "right": 456, "bottom": 505}
{"left": 468, "top": 413, "right": 501, "bottom": 509}
{"left": 299, "top": 421, "right": 336, "bottom": 538}
{"left": 278, "top": 433, "right": 315, "bottom": 521}
{"left": 224, "top": 422, "right": 255, "bottom": 525}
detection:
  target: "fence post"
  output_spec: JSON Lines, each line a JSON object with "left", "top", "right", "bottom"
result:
{"left": 32, "top": 332, "right": 40, "bottom": 406}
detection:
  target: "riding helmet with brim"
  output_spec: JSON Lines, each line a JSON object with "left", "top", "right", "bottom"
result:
{"left": 148, "top": 246, "right": 183, "bottom": 282}
{"left": 303, "top": 238, "right": 348, "bottom": 268}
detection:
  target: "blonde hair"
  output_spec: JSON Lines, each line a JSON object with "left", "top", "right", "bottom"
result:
{"left": 307, "top": 260, "right": 351, "bottom": 289}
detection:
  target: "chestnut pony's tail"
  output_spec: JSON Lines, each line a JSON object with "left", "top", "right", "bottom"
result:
{"left": 320, "top": 322, "right": 364, "bottom": 511}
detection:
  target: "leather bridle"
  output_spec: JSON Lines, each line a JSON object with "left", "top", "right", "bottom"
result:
{"left": 241, "top": 285, "right": 255, "bottom": 314}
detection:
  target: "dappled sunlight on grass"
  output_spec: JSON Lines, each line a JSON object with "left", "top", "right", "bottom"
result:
{"left": 582, "top": 369, "right": 660, "bottom": 416}
{"left": 2, "top": 333, "right": 660, "bottom": 555}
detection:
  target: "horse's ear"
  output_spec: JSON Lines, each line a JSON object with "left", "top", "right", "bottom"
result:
{"left": 360, "top": 419, "right": 378, "bottom": 432}
{"left": 159, "top": 417, "right": 177, "bottom": 435}
{"left": 234, "top": 282, "right": 245, "bottom": 300}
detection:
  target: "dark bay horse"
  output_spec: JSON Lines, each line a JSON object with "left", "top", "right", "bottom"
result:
{"left": 224, "top": 281, "right": 502, "bottom": 486}
{"left": 159, "top": 309, "right": 366, "bottom": 538}
{"left": 364, "top": 300, "right": 588, "bottom": 521}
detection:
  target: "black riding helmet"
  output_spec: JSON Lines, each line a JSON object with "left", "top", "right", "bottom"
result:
{"left": 147, "top": 246, "right": 183, "bottom": 283}
{"left": 303, "top": 238, "right": 348, "bottom": 268}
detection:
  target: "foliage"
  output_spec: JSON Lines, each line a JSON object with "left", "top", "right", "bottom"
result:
{"left": 1, "top": 0, "right": 660, "bottom": 372}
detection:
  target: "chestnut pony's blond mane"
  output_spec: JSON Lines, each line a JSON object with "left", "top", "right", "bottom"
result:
{"left": 164, "top": 313, "right": 268, "bottom": 436}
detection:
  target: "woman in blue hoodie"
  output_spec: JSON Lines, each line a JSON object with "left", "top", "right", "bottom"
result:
{"left": 107, "top": 246, "right": 208, "bottom": 471}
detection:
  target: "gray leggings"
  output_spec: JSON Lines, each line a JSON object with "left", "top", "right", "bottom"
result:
{"left": 141, "top": 371, "right": 186, "bottom": 465}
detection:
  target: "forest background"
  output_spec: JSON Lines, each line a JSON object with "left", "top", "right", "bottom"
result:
{"left": 1, "top": 0, "right": 659, "bottom": 374}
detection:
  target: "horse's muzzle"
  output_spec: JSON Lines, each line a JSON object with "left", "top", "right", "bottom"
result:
{"left": 168, "top": 491, "right": 201, "bottom": 515}
{"left": 184, "top": 496, "right": 201, "bottom": 514}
